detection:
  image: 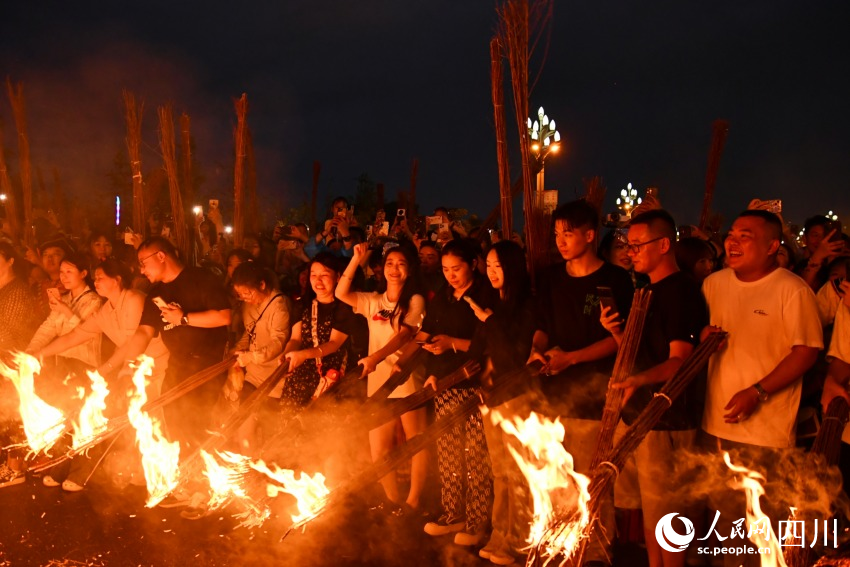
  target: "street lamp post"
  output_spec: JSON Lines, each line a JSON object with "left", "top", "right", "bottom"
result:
{"left": 527, "top": 106, "right": 561, "bottom": 195}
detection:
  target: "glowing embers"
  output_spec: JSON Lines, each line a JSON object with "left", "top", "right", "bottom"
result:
{"left": 71, "top": 370, "right": 110, "bottom": 450}
{"left": 489, "top": 409, "right": 591, "bottom": 566}
{"left": 723, "top": 451, "right": 787, "bottom": 567}
{"left": 126, "top": 356, "right": 180, "bottom": 507}
{"left": 0, "top": 353, "right": 66, "bottom": 454}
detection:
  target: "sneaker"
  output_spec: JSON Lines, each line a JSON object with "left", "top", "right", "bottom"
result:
{"left": 479, "top": 530, "right": 504, "bottom": 560}
{"left": 43, "top": 475, "right": 61, "bottom": 487}
{"left": 62, "top": 479, "right": 84, "bottom": 492}
{"left": 0, "top": 464, "right": 25, "bottom": 489}
{"left": 157, "top": 491, "right": 191, "bottom": 509}
{"left": 454, "top": 530, "right": 486, "bottom": 546}
{"left": 489, "top": 549, "right": 517, "bottom": 565}
{"left": 424, "top": 515, "right": 465, "bottom": 536}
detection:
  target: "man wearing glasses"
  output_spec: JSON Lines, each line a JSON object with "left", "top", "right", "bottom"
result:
{"left": 124, "top": 237, "right": 231, "bottom": 452}
{"left": 600, "top": 209, "right": 707, "bottom": 567}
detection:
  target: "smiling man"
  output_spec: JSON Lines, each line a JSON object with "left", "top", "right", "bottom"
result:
{"left": 700, "top": 209, "right": 822, "bottom": 566}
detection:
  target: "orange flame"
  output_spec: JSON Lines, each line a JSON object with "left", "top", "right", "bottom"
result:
{"left": 488, "top": 408, "right": 591, "bottom": 564}
{"left": 126, "top": 356, "right": 180, "bottom": 507}
{"left": 0, "top": 352, "right": 66, "bottom": 454}
{"left": 251, "top": 460, "right": 330, "bottom": 525}
{"left": 200, "top": 450, "right": 270, "bottom": 528}
{"left": 723, "top": 452, "right": 787, "bottom": 567}
{"left": 70, "top": 370, "right": 110, "bottom": 450}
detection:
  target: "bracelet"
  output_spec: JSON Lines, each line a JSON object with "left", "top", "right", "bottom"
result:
{"left": 316, "top": 345, "right": 324, "bottom": 358}
{"left": 451, "top": 340, "right": 457, "bottom": 354}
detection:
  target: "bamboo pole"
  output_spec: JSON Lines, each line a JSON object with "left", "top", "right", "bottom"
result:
{"left": 52, "top": 168, "right": 64, "bottom": 221}
{"left": 123, "top": 90, "right": 146, "bottom": 235}
{"left": 409, "top": 158, "right": 418, "bottom": 217}
{"left": 233, "top": 93, "right": 249, "bottom": 247}
{"left": 0, "top": 123, "right": 21, "bottom": 241}
{"left": 6, "top": 79, "right": 34, "bottom": 245}
{"left": 311, "top": 161, "right": 321, "bottom": 228}
{"left": 699, "top": 119, "right": 730, "bottom": 232}
{"left": 179, "top": 113, "right": 193, "bottom": 217}
{"left": 583, "top": 176, "right": 606, "bottom": 218}
{"left": 246, "top": 127, "right": 259, "bottom": 237}
{"left": 157, "top": 104, "right": 189, "bottom": 259}
{"left": 490, "top": 37, "right": 513, "bottom": 238}
{"left": 590, "top": 288, "right": 653, "bottom": 471}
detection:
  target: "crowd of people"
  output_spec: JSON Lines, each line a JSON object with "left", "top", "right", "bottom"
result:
{"left": 0, "top": 195, "right": 849, "bottom": 567}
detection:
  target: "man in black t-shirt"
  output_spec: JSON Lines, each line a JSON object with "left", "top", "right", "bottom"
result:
{"left": 528, "top": 199, "right": 633, "bottom": 567}
{"left": 601, "top": 210, "right": 707, "bottom": 567}
{"left": 123, "top": 237, "right": 231, "bottom": 449}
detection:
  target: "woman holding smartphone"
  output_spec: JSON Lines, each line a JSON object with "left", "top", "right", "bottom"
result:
{"left": 335, "top": 241, "right": 427, "bottom": 513}
{"left": 27, "top": 252, "right": 103, "bottom": 372}
{"left": 418, "top": 239, "right": 496, "bottom": 547}
{"left": 467, "top": 240, "right": 536, "bottom": 565}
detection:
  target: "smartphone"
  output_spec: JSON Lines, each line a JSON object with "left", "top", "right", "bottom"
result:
{"left": 124, "top": 230, "right": 135, "bottom": 245}
{"left": 828, "top": 220, "right": 843, "bottom": 242}
{"left": 46, "top": 288, "right": 61, "bottom": 302}
{"left": 397, "top": 208, "right": 406, "bottom": 218}
{"left": 209, "top": 199, "right": 219, "bottom": 209}
{"left": 597, "top": 286, "right": 617, "bottom": 314}
{"left": 462, "top": 295, "right": 482, "bottom": 312}
{"left": 152, "top": 296, "right": 169, "bottom": 310}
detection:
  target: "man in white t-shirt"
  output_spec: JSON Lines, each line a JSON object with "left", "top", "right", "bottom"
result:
{"left": 700, "top": 210, "right": 822, "bottom": 565}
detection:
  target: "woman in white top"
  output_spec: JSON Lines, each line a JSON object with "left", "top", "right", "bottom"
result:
{"left": 27, "top": 252, "right": 103, "bottom": 372}
{"left": 335, "top": 242, "right": 428, "bottom": 513}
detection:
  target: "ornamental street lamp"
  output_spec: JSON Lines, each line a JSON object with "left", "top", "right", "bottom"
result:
{"left": 527, "top": 106, "right": 561, "bottom": 194}
{"left": 616, "top": 183, "right": 642, "bottom": 219}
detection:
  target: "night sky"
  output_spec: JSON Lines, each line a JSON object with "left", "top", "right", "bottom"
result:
{"left": 1, "top": 1, "right": 848, "bottom": 230}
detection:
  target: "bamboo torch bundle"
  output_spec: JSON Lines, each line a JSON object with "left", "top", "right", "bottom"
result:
{"left": 583, "top": 176, "right": 606, "bottom": 219}
{"left": 556, "top": 332, "right": 727, "bottom": 566}
{"left": 587, "top": 331, "right": 726, "bottom": 514}
{"left": 123, "top": 90, "right": 146, "bottom": 234}
{"left": 179, "top": 113, "right": 194, "bottom": 216}
{"left": 311, "top": 161, "right": 321, "bottom": 228}
{"left": 590, "top": 288, "right": 653, "bottom": 471}
{"left": 409, "top": 158, "right": 418, "bottom": 218}
{"left": 232, "top": 93, "right": 249, "bottom": 246}
{"left": 490, "top": 36, "right": 513, "bottom": 238}
{"left": 52, "top": 168, "right": 64, "bottom": 221}
{"left": 784, "top": 396, "right": 849, "bottom": 567}
{"left": 497, "top": 0, "right": 553, "bottom": 284}
{"left": 0, "top": 124, "right": 21, "bottom": 241}
{"left": 699, "top": 119, "right": 730, "bottom": 232}
{"left": 6, "top": 79, "right": 34, "bottom": 245}
{"left": 29, "top": 356, "right": 238, "bottom": 473}
{"left": 245, "top": 128, "right": 260, "bottom": 237}
{"left": 157, "top": 105, "right": 189, "bottom": 259}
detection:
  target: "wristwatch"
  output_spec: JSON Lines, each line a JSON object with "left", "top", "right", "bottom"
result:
{"left": 752, "top": 383, "right": 768, "bottom": 402}
{"left": 181, "top": 314, "right": 190, "bottom": 326}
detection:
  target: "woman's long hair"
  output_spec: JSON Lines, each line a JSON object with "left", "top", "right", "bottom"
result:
{"left": 302, "top": 252, "right": 343, "bottom": 303}
{"left": 96, "top": 258, "right": 134, "bottom": 291}
{"left": 384, "top": 242, "right": 422, "bottom": 328}
{"left": 490, "top": 240, "right": 529, "bottom": 317}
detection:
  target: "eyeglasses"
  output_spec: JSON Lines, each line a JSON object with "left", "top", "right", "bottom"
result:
{"left": 138, "top": 250, "right": 160, "bottom": 269}
{"left": 625, "top": 236, "right": 667, "bottom": 254}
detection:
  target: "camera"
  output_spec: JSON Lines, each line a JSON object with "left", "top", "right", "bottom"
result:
{"left": 397, "top": 208, "right": 406, "bottom": 218}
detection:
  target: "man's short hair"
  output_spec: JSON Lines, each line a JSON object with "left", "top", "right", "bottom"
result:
{"left": 552, "top": 199, "right": 598, "bottom": 232}
{"left": 738, "top": 210, "right": 783, "bottom": 241}
{"left": 138, "top": 236, "right": 178, "bottom": 259}
{"left": 804, "top": 215, "right": 830, "bottom": 233}
{"left": 629, "top": 209, "right": 677, "bottom": 240}
{"left": 419, "top": 240, "right": 439, "bottom": 253}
